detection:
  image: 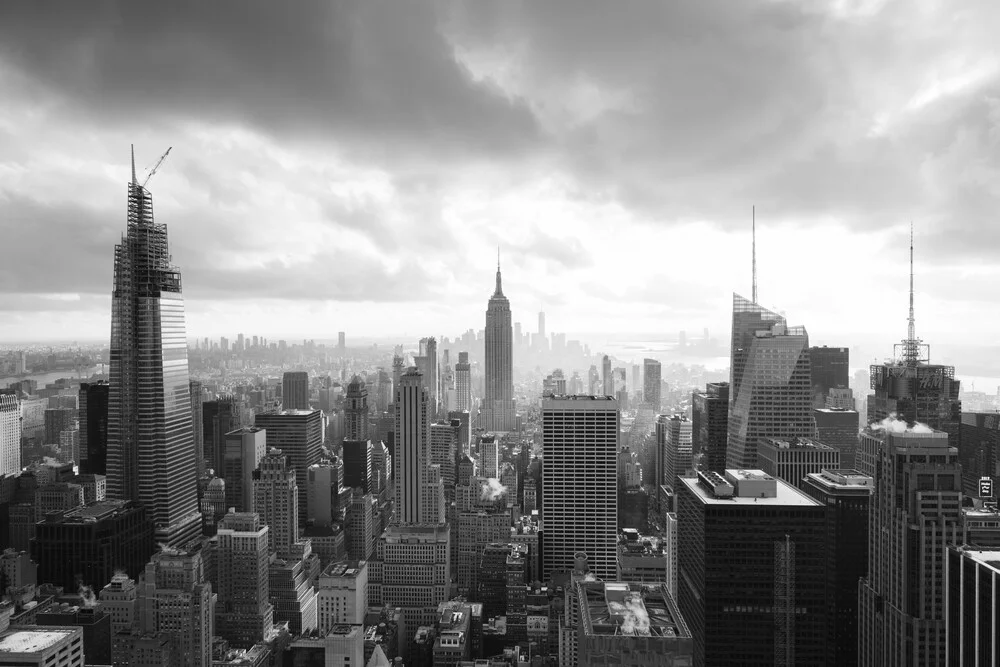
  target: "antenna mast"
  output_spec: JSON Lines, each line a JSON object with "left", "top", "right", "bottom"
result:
{"left": 896, "top": 222, "right": 928, "bottom": 366}
{"left": 908, "top": 223, "right": 915, "bottom": 345}
{"left": 752, "top": 206, "right": 758, "bottom": 304}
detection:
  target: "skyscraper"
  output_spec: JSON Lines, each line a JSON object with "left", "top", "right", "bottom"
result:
{"left": 78, "top": 381, "right": 109, "bottom": 476}
{"left": 253, "top": 409, "right": 323, "bottom": 522}
{"left": 867, "top": 231, "right": 961, "bottom": 445}
{"left": 643, "top": 359, "right": 661, "bottom": 411}
{"left": 107, "top": 150, "right": 200, "bottom": 547}
{"left": 541, "top": 396, "right": 619, "bottom": 581}
{"left": 344, "top": 376, "right": 369, "bottom": 441}
{"left": 727, "top": 294, "right": 814, "bottom": 469}
{"left": 663, "top": 414, "right": 693, "bottom": 489}
{"left": 215, "top": 511, "right": 273, "bottom": 649}
{"left": 602, "top": 356, "right": 613, "bottom": 396}
{"left": 691, "top": 382, "right": 729, "bottom": 473}
{"left": 343, "top": 377, "right": 372, "bottom": 493}
{"left": 0, "top": 394, "right": 20, "bottom": 477}
{"left": 808, "top": 346, "right": 849, "bottom": 407}
{"left": 282, "top": 371, "right": 310, "bottom": 411}
{"left": 415, "top": 337, "right": 439, "bottom": 415}
{"left": 858, "top": 429, "right": 963, "bottom": 667}
{"left": 677, "top": 469, "right": 826, "bottom": 667}
{"left": 203, "top": 396, "right": 242, "bottom": 478}
{"left": 223, "top": 426, "right": 266, "bottom": 513}
{"left": 253, "top": 448, "right": 299, "bottom": 556}
{"left": 455, "top": 352, "right": 472, "bottom": 412}
{"left": 395, "top": 368, "right": 430, "bottom": 525}
{"left": 482, "top": 259, "right": 516, "bottom": 432}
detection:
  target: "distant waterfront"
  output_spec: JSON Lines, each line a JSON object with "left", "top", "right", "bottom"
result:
{"left": 0, "top": 365, "right": 106, "bottom": 388}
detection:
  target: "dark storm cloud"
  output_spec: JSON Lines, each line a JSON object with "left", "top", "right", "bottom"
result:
{"left": 0, "top": 0, "right": 540, "bottom": 160}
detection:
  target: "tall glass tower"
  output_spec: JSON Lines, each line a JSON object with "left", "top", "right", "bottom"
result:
{"left": 107, "top": 149, "right": 200, "bottom": 547}
{"left": 482, "top": 258, "right": 515, "bottom": 431}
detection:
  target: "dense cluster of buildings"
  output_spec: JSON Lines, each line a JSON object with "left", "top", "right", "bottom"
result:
{"left": 0, "top": 158, "right": 994, "bottom": 667}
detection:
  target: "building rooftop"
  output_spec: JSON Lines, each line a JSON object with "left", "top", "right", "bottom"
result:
{"left": 617, "top": 530, "right": 664, "bottom": 556}
{"left": 682, "top": 472, "right": 820, "bottom": 507}
{"left": 577, "top": 582, "right": 690, "bottom": 639}
{"left": 380, "top": 524, "right": 450, "bottom": 543}
{"left": 759, "top": 437, "right": 837, "bottom": 451}
{"left": 40, "top": 499, "right": 135, "bottom": 524}
{"left": 543, "top": 395, "right": 619, "bottom": 405}
{"left": 0, "top": 627, "right": 77, "bottom": 653}
{"left": 322, "top": 560, "right": 366, "bottom": 578}
{"left": 804, "top": 469, "right": 874, "bottom": 490}
{"left": 960, "top": 549, "right": 1000, "bottom": 572}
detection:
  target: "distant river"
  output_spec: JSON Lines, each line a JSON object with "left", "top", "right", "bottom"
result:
{"left": 0, "top": 365, "right": 106, "bottom": 388}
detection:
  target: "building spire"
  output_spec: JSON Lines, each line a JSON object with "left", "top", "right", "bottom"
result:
{"left": 131, "top": 144, "right": 137, "bottom": 186}
{"left": 752, "top": 205, "right": 758, "bottom": 304}
{"left": 494, "top": 246, "right": 503, "bottom": 296}
{"left": 908, "top": 222, "right": 916, "bottom": 346}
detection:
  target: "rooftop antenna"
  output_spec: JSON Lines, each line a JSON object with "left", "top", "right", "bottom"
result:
{"left": 897, "top": 222, "right": 927, "bottom": 366}
{"left": 130, "top": 144, "right": 137, "bottom": 186}
{"left": 907, "top": 222, "right": 915, "bottom": 347}
{"left": 752, "top": 206, "right": 758, "bottom": 304}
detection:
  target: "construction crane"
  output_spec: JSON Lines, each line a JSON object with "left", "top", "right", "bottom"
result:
{"left": 141, "top": 147, "right": 172, "bottom": 188}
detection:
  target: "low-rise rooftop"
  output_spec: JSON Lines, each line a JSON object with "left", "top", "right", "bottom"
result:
{"left": 0, "top": 626, "right": 77, "bottom": 653}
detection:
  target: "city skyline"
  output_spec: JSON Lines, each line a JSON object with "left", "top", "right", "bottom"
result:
{"left": 1, "top": 2, "right": 998, "bottom": 350}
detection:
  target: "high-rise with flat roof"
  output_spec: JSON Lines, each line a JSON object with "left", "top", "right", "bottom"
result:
{"left": 455, "top": 352, "right": 472, "bottom": 413}
{"left": 677, "top": 469, "right": 827, "bottom": 666}
{"left": 727, "top": 295, "right": 814, "bottom": 469}
{"left": 813, "top": 407, "right": 860, "bottom": 469}
{"left": 482, "top": 261, "right": 515, "bottom": 432}
{"left": 0, "top": 626, "right": 84, "bottom": 667}
{"left": 282, "top": 371, "right": 309, "bottom": 411}
{"left": 317, "top": 560, "right": 368, "bottom": 631}
{"left": 808, "top": 346, "right": 849, "bottom": 407}
{"left": 107, "top": 159, "right": 201, "bottom": 547}
{"left": 394, "top": 368, "right": 442, "bottom": 525}
{"left": 215, "top": 511, "right": 273, "bottom": 648}
{"left": 0, "top": 394, "right": 19, "bottom": 477}
{"left": 253, "top": 448, "right": 299, "bottom": 555}
{"left": 643, "top": 359, "right": 662, "bottom": 411}
{"left": 542, "top": 396, "right": 619, "bottom": 581}
{"left": 369, "top": 524, "right": 452, "bottom": 629}
{"left": 859, "top": 429, "right": 963, "bottom": 667}
{"left": 801, "top": 469, "right": 873, "bottom": 667}
{"left": 663, "top": 414, "right": 693, "bottom": 490}
{"left": 757, "top": 437, "right": 840, "bottom": 489}
{"left": 223, "top": 426, "right": 266, "bottom": 513}
{"left": 253, "top": 409, "right": 322, "bottom": 522}
{"left": 691, "top": 382, "right": 729, "bottom": 472}
{"left": 78, "top": 381, "right": 109, "bottom": 476}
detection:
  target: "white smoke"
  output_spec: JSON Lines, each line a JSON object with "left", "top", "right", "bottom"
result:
{"left": 620, "top": 595, "right": 651, "bottom": 635}
{"left": 480, "top": 478, "right": 507, "bottom": 502}
{"left": 870, "top": 413, "right": 934, "bottom": 434}
{"left": 582, "top": 573, "right": 597, "bottom": 582}
{"left": 78, "top": 584, "right": 98, "bottom": 608}
{"left": 42, "top": 456, "right": 62, "bottom": 467}
{"left": 156, "top": 542, "right": 182, "bottom": 556}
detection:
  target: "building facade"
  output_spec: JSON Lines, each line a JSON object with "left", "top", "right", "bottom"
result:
{"left": 691, "top": 382, "right": 729, "bottom": 473}
{"left": 482, "top": 262, "right": 516, "bottom": 432}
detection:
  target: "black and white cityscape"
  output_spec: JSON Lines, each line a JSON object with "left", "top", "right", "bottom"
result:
{"left": 1, "top": 2, "right": 999, "bottom": 666}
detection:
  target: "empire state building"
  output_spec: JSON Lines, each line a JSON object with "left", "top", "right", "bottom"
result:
{"left": 107, "top": 148, "right": 201, "bottom": 547}
{"left": 482, "top": 258, "right": 516, "bottom": 432}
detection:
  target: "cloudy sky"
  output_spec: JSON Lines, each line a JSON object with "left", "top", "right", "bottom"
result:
{"left": 1, "top": 0, "right": 998, "bottom": 359}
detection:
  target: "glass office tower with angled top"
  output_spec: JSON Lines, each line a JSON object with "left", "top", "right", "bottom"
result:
{"left": 107, "top": 150, "right": 200, "bottom": 547}
{"left": 727, "top": 294, "right": 814, "bottom": 470}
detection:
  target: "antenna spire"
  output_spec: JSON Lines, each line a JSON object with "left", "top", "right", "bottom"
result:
{"left": 752, "top": 206, "right": 758, "bottom": 304}
{"left": 494, "top": 246, "right": 503, "bottom": 297}
{"left": 131, "top": 144, "right": 137, "bottom": 186}
{"left": 908, "top": 222, "right": 915, "bottom": 345}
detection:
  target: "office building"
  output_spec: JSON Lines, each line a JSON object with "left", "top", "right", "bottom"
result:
{"left": 253, "top": 448, "right": 298, "bottom": 555}
{"left": 616, "top": 529, "right": 670, "bottom": 586}
{"left": 663, "top": 414, "right": 693, "bottom": 490}
{"left": 643, "top": 359, "right": 662, "bottom": 411}
{"left": 32, "top": 499, "right": 154, "bottom": 592}
{"left": 456, "top": 509, "right": 511, "bottom": 597}
{"left": 541, "top": 396, "right": 619, "bottom": 581}
{"left": 223, "top": 426, "right": 266, "bottom": 513}
{"left": 346, "top": 492, "right": 377, "bottom": 561}
{"left": 946, "top": 547, "right": 1000, "bottom": 666}
{"left": 455, "top": 352, "right": 472, "bottom": 413}
{"left": 801, "top": 469, "right": 873, "bottom": 667}
{"left": 757, "top": 437, "right": 840, "bottom": 489}
{"left": 0, "top": 626, "right": 84, "bottom": 667}
{"left": 394, "top": 368, "right": 439, "bottom": 525}
{"left": 344, "top": 376, "right": 369, "bottom": 442}
{"left": 135, "top": 545, "right": 215, "bottom": 667}
{"left": 602, "top": 356, "right": 613, "bottom": 396}
{"left": 370, "top": 440, "right": 391, "bottom": 500}
{"left": 43, "top": 408, "right": 75, "bottom": 447}
{"left": 282, "top": 371, "right": 309, "bottom": 411}
{"left": 107, "top": 162, "right": 201, "bottom": 547}
{"left": 575, "top": 581, "right": 692, "bottom": 667}
{"left": 189, "top": 380, "right": 204, "bottom": 480}
{"left": 203, "top": 396, "right": 242, "bottom": 478}
{"left": 34, "top": 481, "right": 84, "bottom": 521}
{"left": 100, "top": 571, "right": 137, "bottom": 633}
{"left": 317, "top": 560, "right": 368, "bottom": 631}
{"left": 215, "top": 511, "right": 273, "bottom": 648}
{"left": 480, "top": 434, "right": 499, "bottom": 479}
{"left": 859, "top": 429, "right": 963, "bottom": 667}
{"left": 253, "top": 409, "right": 322, "bottom": 521}
{"left": 78, "top": 381, "right": 109, "bottom": 476}
{"left": 369, "top": 524, "right": 452, "bottom": 629}
{"left": 808, "top": 346, "right": 849, "bottom": 406}
{"left": 727, "top": 295, "right": 814, "bottom": 469}
{"left": 691, "top": 382, "right": 729, "bottom": 473}
{"left": 36, "top": 605, "right": 111, "bottom": 666}
{"left": 268, "top": 542, "right": 319, "bottom": 635}
{"left": 482, "top": 260, "right": 516, "bottom": 432}
{"left": 960, "top": 412, "right": 1000, "bottom": 499}
{"left": 307, "top": 458, "right": 347, "bottom": 528}
{"left": 677, "top": 469, "right": 826, "bottom": 666}
{"left": 430, "top": 420, "right": 459, "bottom": 500}
{"left": 813, "top": 407, "right": 860, "bottom": 469}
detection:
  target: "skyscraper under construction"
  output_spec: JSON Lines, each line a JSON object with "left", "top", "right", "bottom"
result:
{"left": 107, "top": 147, "right": 200, "bottom": 547}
